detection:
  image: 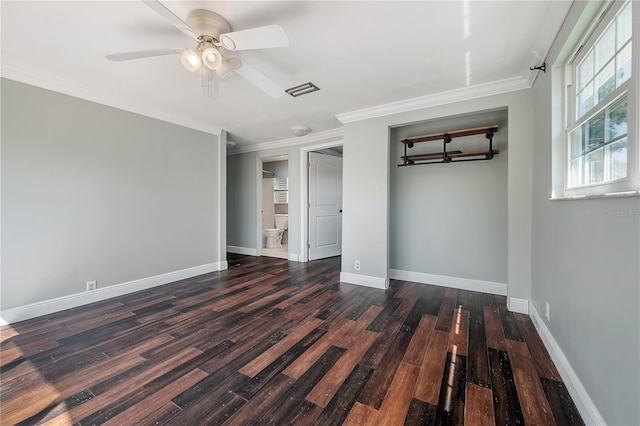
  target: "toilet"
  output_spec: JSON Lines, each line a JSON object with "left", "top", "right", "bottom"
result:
{"left": 264, "top": 214, "right": 288, "bottom": 248}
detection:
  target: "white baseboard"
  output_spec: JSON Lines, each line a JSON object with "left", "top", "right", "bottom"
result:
{"left": 0, "top": 261, "right": 228, "bottom": 325}
{"left": 226, "top": 245, "right": 257, "bottom": 256}
{"left": 288, "top": 253, "right": 300, "bottom": 262}
{"left": 529, "top": 304, "right": 606, "bottom": 425}
{"left": 508, "top": 297, "right": 529, "bottom": 314}
{"left": 389, "top": 269, "right": 507, "bottom": 296}
{"left": 340, "top": 272, "right": 387, "bottom": 289}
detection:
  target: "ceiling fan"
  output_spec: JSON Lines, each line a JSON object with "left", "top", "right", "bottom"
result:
{"left": 106, "top": 0, "right": 289, "bottom": 98}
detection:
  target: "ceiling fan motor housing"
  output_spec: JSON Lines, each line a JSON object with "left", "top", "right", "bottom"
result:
{"left": 186, "top": 9, "right": 232, "bottom": 41}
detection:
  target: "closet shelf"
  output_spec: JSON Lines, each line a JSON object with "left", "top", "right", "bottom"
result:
{"left": 399, "top": 124, "right": 499, "bottom": 166}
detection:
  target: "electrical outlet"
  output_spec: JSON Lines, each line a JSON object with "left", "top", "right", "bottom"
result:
{"left": 545, "top": 301, "right": 550, "bottom": 321}
{"left": 86, "top": 281, "right": 97, "bottom": 291}
{"left": 355, "top": 260, "right": 361, "bottom": 271}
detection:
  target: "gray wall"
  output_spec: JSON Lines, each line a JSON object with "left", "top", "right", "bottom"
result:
{"left": 530, "top": 2, "right": 640, "bottom": 424}
{"left": 227, "top": 153, "right": 259, "bottom": 249}
{"left": 1, "top": 79, "right": 222, "bottom": 310}
{"left": 389, "top": 109, "right": 508, "bottom": 283}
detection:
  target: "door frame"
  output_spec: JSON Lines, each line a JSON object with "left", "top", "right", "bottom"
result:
{"left": 298, "top": 139, "right": 344, "bottom": 263}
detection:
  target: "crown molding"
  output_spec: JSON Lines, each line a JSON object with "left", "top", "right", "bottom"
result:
{"left": 228, "top": 127, "right": 343, "bottom": 155}
{"left": 335, "top": 75, "right": 530, "bottom": 124}
{"left": 1, "top": 64, "right": 222, "bottom": 135}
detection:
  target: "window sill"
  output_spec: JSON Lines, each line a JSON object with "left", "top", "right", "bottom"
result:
{"left": 550, "top": 190, "right": 640, "bottom": 201}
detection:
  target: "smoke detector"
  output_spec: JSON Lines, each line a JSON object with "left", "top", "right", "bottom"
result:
{"left": 290, "top": 125, "right": 311, "bottom": 137}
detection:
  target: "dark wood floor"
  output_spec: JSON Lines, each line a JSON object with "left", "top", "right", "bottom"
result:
{"left": 0, "top": 254, "right": 583, "bottom": 425}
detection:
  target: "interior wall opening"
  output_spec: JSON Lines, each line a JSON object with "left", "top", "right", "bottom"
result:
{"left": 261, "top": 155, "right": 289, "bottom": 259}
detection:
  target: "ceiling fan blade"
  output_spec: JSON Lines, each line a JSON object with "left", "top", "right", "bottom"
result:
{"left": 234, "top": 61, "right": 284, "bottom": 99}
{"left": 106, "top": 48, "right": 185, "bottom": 61}
{"left": 141, "top": 0, "right": 198, "bottom": 39}
{"left": 219, "top": 25, "right": 288, "bottom": 51}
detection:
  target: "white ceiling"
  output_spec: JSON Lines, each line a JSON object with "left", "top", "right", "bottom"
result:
{"left": 1, "top": 1, "right": 571, "bottom": 149}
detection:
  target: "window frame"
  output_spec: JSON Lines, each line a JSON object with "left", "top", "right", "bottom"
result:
{"left": 564, "top": 0, "right": 638, "bottom": 197}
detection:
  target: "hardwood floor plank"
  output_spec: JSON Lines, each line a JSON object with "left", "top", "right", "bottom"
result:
{"left": 91, "top": 368, "right": 207, "bottom": 426}
{"left": 199, "top": 330, "right": 287, "bottom": 375}
{"left": 166, "top": 378, "right": 247, "bottom": 425}
{"left": 343, "top": 401, "right": 379, "bottom": 425}
{"left": 402, "top": 296, "right": 435, "bottom": 334}
{"left": 515, "top": 313, "right": 562, "bottom": 381}
{"left": 434, "top": 352, "right": 467, "bottom": 425}
{"left": 307, "top": 363, "right": 374, "bottom": 425}
{"left": 506, "top": 339, "right": 556, "bottom": 426}
{"left": 1, "top": 380, "right": 62, "bottom": 425}
{"left": 467, "top": 291, "right": 485, "bottom": 326}
{"left": 46, "top": 347, "right": 203, "bottom": 425}
{"left": 357, "top": 330, "right": 412, "bottom": 409}
{"left": 232, "top": 346, "right": 346, "bottom": 424}
{"left": 360, "top": 313, "right": 407, "bottom": 368}
{"left": 498, "top": 305, "right": 524, "bottom": 342}
{"left": 435, "top": 297, "right": 456, "bottom": 332}
{"left": 449, "top": 306, "right": 469, "bottom": 357}
{"left": 306, "top": 330, "right": 377, "bottom": 407}
{"left": 365, "top": 298, "right": 402, "bottom": 332}
{"left": 333, "top": 305, "right": 383, "bottom": 347}
{"left": 274, "top": 283, "right": 325, "bottom": 309}
{"left": 464, "top": 383, "right": 496, "bottom": 426}
{"left": 540, "top": 378, "right": 585, "bottom": 426}
{"left": 283, "top": 318, "right": 357, "bottom": 380}
{"left": 376, "top": 362, "right": 420, "bottom": 425}
{"left": 414, "top": 330, "right": 450, "bottom": 405}
{"left": 483, "top": 306, "right": 507, "bottom": 350}
{"left": 467, "top": 323, "right": 491, "bottom": 387}
{"left": 421, "top": 286, "right": 446, "bottom": 317}
{"left": 488, "top": 348, "right": 525, "bottom": 425}
{"left": 233, "top": 327, "right": 326, "bottom": 400}
{"left": 404, "top": 398, "right": 438, "bottom": 425}
{"left": 239, "top": 318, "right": 323, "bottom": 378}
{"left": 402, "top": 314, "right": 437, "bottom": 366}
{"left": 277, "top": 400, "right": 323, "bottom": 426}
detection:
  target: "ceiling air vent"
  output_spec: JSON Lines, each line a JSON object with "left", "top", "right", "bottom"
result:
{"left": 285, "top": 82, "right": 320, "bottom": 97}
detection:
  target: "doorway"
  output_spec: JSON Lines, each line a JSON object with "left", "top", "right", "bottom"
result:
{"left": 260, "top": 155, "right": 289, "bottom": 259}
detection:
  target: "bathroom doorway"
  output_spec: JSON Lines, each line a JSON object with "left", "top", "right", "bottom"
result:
{"left": 261, "top": 155, "right": 289, "bottom": 259}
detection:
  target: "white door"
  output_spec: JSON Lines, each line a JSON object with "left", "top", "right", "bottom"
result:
{"left": 308, "top": 152, "right": 343, "bottom": 260}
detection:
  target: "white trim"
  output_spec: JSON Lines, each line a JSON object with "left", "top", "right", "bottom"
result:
{"left": 226, "top": 245, "right": 258, "bottom": 256}
{"left": 217, "top": 131, "right": 228, "bottom": 261}
{"left": 508, "top": 297, "right": 530, "bottom": 314}
{"left": 340, "top": 272, "right": 387, "bottom": 290}
{"left": 0, "top": 262, "right": 227, "bottom": 325}
{"left": 336, "top": 76, "right": 530, "bottom": 124}
{"left": 1, "top": 66, "right": 222, "bottom": 136}
{"left": 228, "top": 128, "right": 344, "bottom": 155}
{"left": 529, "top": 304, "right": 607, "bottom": 426}
{"left": 288, "top": 253, "right": 300, "bottom": 262}
{"left": 389, "top": 269, "right": 507, "bottom": 296}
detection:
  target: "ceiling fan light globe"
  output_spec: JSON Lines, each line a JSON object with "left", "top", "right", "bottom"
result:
{"left": 202, "top": 47, "right": 223, "bottom": 70}
{"left": 228, "top": 56, "right": 242, "bottom": 70}
{"left": 181, "top": 49, "right": 202, "bottom": 72}
{"left": 216, "top": 60, "right": 235, "bottom": 79}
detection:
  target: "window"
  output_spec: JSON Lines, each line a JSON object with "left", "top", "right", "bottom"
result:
{"left": 565, "top": 0, "right": 637, "bottom": 196}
